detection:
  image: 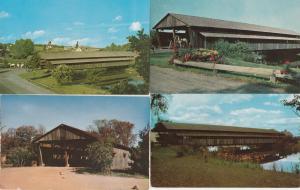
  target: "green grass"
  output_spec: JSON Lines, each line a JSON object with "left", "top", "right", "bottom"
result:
{"left": 19, "top": 70, "right": 109, "bottom": 94}
{"left": 151, "top": 146, "right": 300, "bottom": 187}
{"left": 19, "top": 67, "right": 143, "bottom": 94}
{"left": 150, "top": 52, "right": 300, "bottom": 91}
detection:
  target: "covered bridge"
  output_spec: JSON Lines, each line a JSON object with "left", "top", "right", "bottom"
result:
{"left": 153, "top": 13, "right": 300, "bottom": 51}
{"left": 32, "top": 124, "right": 132, "bottom": 169}
{"left": 152, "top": 122, "right": 286, "bottom": 146}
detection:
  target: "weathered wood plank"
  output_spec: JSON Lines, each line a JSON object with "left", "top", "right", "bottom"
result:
{"left": 174, "top": 59, "right": 274, "bottom": 79}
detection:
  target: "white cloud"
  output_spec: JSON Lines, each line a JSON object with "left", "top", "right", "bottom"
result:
{"left": 266, "top": 117, "right": 300, "bottom": 125}
{"left": 52, "top": 37, "right": 71, "bottom": 45}
{"left": 108, "top": 27, "right": 118, "bottom": 33}
{"left": 114, "top": 16, "right": 122, "bottom": 21}
{"left": 22, "top": 30, "right": 45, "bottom": 39}
{"left": 0, "top": 11, "right": 10, "bottom": 18}
{"left": 73, "top": 21, "right": 84, "bottom": 26}
{"left": 263, "top": 101, "right": 280, "bottom": 107}
{"left": 129, "top": 21, "right": 142, "bottom": 31}
{"left": 230, "top": 108, "right": 281, "bottom": 116}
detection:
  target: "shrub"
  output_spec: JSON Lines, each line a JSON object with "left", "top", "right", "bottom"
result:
{"left": 214, "top": 40, "right": 263, "bottom": 63}
{"left": 12, "top": 39, "right": 35, "bottom": 59}
{"left": 85, "top": 141, "right": 114, "bottom": 173}
{"left": 52, "top": 65, "right": 74, "bottom": 84}
{"left": 110, "top": 80, "right": 141, "bottom": 94}
{"left": 8, "top": 147, "right": 36, "bottom": 167}
{"left": 26, "top": 52, "right": 41, "bottom": 70}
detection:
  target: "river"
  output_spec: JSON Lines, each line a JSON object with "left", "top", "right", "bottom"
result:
{"left": 260, "top": 152, "right": 300, "bottom": 173}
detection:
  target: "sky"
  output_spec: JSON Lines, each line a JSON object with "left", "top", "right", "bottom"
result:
{"left": 151, "top": 0, "right": 300, "bottom": 32}
{"left": 0, "top": 95, "right": 150, "bottom": 136}
{"left": 0, "top": 0, "right": 149, "bottom": 47}
{"left": 151, "top": 94, "right": 300, "bottom": 136}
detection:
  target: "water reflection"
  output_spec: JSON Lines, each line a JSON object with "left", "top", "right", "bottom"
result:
{"left": 260, "top": 153, "right": 300, "bottom": 173}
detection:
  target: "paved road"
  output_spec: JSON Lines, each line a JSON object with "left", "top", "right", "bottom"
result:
{"left": 150, "top": 66, "right": 285, "bottom": 93}
{"left": 0, "top": 69, "right": 54, "bottom": 94}
{"left": 0, "top": 167, "right": 148, "bottom": 190}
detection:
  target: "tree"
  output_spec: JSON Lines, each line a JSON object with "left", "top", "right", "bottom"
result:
{"left": 130, "top": 125, "right": 150, "bottom": 176}
{"left": 12, "top": 39, "right": 35, "bottom": 58}
{"left": 127, "top": 29, "right": 150, "bottom": 85}
{"left": 15, "top": 125, "right": 38, "bottom": 146}
{"left": 0, "top": 43, "right": 8, "bottom": 57}
{"left": 151, "top": 94, "right": 168, "bottom": 121}
{"left": 282, "top": 95, "right": 300, "bottom": 117}
{"left": 26, "top": 52, "right": 41, "bottom": 70}
{"left": 85, "top": 141, "right": 113, "bottom": 173}
{"left": 52, "top": 65, "right": 74, "bottom": 84}
{"left": 88, "top": 119, "right": 136, "bottom": 147}
{"left": 7, "top": 147, "right": 35, "bottom": 167}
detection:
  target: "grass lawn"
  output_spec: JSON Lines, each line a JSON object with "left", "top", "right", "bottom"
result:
{"left": 150, "top": 52, "right": 299, "bottom": 89}
{"left": 151, "top": 146, "right": 300, "bottom": 187}
{"left": 19, "top": 70, "right": 109, "bottom": 94}
{"left": 19, "top": 67, "right": 143, "bottom": 94}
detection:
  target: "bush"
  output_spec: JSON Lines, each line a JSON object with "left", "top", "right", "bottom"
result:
{"left": 52, "top": 65, "right": 74, "bottom": 84}
{"left": 8, "top": 147, "right": 36, "bottom": 167}
{"left": 26, "top": 52, "right": 41, "bottom": 70}
{"left": 214, "top": 40, "right": 262, "bottom": 63}
{"left": 12, "top": 39, "right": 35, "bottom": 59}
{"left": 110, "top": 80, "right": 144, "bottom": 94}
{"left": 85, "top": 141, "right": 114, "bottom": 173}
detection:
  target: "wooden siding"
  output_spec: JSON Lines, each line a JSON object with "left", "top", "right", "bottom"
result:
{"left": 39, "top": 51, "right": 136, "bottom": 68}
{"left": 37, "top": 127, "right": 88, "bottom": 142}
{"left": 155, "top": 14, "right": 186, "bottom": 29}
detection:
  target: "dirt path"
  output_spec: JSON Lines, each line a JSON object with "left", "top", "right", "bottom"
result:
{"left": 150, "top": 66, "right": 285, "bottom": 93}
{"left": 0, "top": 69, "right": 54, "bottom": 94}
{"left": 0, "top": 167, "right": 148, "bottom": 190}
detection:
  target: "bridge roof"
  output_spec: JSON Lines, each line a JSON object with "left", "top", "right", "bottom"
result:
{"left": 155, "top": 122, "right": 281, "bottom": 134}
{"left": 154, "top": 13, "right": 300, "bottom": 37}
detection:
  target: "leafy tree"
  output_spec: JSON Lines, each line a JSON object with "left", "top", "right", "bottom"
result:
{"left": 88, "top": 119, "right": 136, "bottom": 147}
{"left": 12, "top": 39, "right": 35, "bottom": 58}
{"left": 130, "top": 125, "right": 150, "bottom": 176}
{"left": 7, "top": 147, "right": 35, "bottom": 167}
{"left": 282, "top": 95, "right": 300, "bottom": 117}
{"left": 127, "top": 29, "right": 150, "bottom": 85}
{"left": 85, "top": 141, "right": 113, "bottom": 173}
{"left": 0, "top": 43, "right": 8, "bottom": 57}
{"left": 26, "top": 52, "right": 41, "bottom": 70}
{"left": 52, "top": 65, "right": 74, "bottom": 84}
{"left": 151, "top": 94, "right": 168, "bottom": 121}
{"left": 15, "top": 125, "right": 38, "bottom": 147}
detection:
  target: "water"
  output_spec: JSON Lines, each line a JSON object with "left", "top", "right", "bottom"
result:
{"left": 260, "top": 153, "right": 300, "bottom": 173}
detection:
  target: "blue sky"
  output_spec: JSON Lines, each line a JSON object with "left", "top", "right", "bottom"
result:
{"left": 0, "top": 0, "right": 149, "bottom": 47}
{"left": 151, "top": 94, "right": 300, "bottom": 136}
{"left": 1, "top": 95, "right": 150, "bottom": 136}
{"left": 151, "top": 0, "right": 300, "bottom": 32}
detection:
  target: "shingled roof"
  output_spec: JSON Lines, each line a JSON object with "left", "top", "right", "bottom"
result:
{"left": 154, "top": 122, "right": 282, "bottom": 134}
{"left": 154, "top": 13, "right": 300, "bottom": 36}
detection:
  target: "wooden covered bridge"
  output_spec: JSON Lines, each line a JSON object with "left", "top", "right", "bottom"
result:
{"left": 153, "top": 13, "right": 300, "bottom": 51}
{"left": 39, "top": 51, "right": 136, "bottom": 69}
{"left": 32, "top": 124, "right": 132, "bottom": 169}
{"left": 152, "top": 122, "right": 287, "bottom": 146}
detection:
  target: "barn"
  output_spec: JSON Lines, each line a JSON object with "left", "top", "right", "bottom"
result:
{"left": 32, "top": 124, "right": 132, "bottom": 170}
{"left": 152, "top": 122, "right": 287, "bottom": 146}
{"left": 153, "top": 13, "right": 300, "bottom": 52}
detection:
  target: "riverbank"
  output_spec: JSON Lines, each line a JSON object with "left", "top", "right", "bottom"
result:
{"left": 151, "top": 146, "right": 300, "bottom": 187}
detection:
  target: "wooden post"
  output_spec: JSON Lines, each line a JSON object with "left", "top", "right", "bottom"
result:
{"left": 156, "top": 29, "right": 162, "bottom": 48}
{"left": 64, "top": 150, "right": 69, "bottom": 167}
{"left": 188, "top": 27, "right": 194, "bottom": 48}
{"left": 38, "top": 143, "right": 45, "bottom": 166}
